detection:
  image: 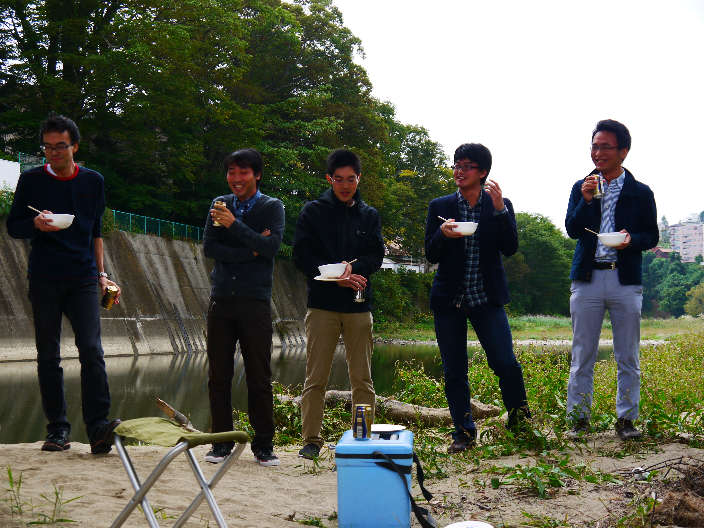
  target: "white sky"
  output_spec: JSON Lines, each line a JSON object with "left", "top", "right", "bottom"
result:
{"left": 333, "top": 0, "right": 704, "bottom": 230}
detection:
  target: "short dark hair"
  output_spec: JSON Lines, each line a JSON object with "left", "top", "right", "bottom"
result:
{"left": 223, "top": 148, "right": 263, "bottom": 186}
{"left": 39, "top": 113, "right": 80, "bottom": 144}
{"left": 454, "top": 143, "right": 492, "bottom": 182}
{"left": 592, "top": 119, "right": 631, "bottom": 150}
{"left": 327, "top": 149, "right": 361, "bottom": 176}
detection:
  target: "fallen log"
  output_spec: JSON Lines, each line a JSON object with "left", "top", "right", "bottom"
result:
{"left": 277, "top": 390, "right": 501, "bottom": 427}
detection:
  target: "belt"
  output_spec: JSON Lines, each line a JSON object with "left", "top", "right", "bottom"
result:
{"left": 593, "top": 261, "right": 617, "bottom": 270}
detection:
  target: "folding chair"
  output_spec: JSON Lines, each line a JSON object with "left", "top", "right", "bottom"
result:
{"left": 110, "top": 417, "right": 249, "bottom": 528}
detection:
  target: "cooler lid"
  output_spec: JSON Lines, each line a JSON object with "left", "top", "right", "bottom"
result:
{"left": 334, "top": 429, "right": 414, "bottom": 458}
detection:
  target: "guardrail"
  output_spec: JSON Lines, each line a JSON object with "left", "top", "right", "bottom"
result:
{"left": 110, "top": 209, "right": 203, "bottom": 242}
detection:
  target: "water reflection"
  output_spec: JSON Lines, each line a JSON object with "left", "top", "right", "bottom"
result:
{"left": 0, "top": 342, "right": 614, "bottom": 444}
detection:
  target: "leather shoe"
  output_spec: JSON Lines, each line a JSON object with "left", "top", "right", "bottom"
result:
{"left": 447, "top": 430, "right": 477, "bottom": 453}
{"left": 566, "top": 418, "right": 590, "bottom": 441}
{"left": 42, "top": 430, "right": 71, "bottom": 451}
{"left": 615, "top": 418, "right": 642, "bottom": 441}
{"left": 90, "top": 419, "right": 121, "bottom": 454}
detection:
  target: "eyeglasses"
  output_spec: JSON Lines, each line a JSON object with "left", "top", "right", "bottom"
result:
{"left": 590, "top": 144, "right": 619, "bottom": 152}
{"left": 40, "top": 143, "right": 72, "bottom": 153}
{"left": 451, "top": 164, "right": 480, "bottom": 172}
{"left": 331, "top": 176, "right": 359, "bottom": 184}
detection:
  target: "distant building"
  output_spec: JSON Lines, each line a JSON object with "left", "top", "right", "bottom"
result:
{"left": 652, "top": 247, "right": 674, "bottom": 259}
{"left": 668, "top": 221, "right": 704, "bottom": 262}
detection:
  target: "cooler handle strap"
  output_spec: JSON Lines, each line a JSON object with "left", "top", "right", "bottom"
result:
{"left": 373, "top": 451, "right": 437, "bottom": 528}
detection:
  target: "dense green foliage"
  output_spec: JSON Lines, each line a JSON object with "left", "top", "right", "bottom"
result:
{"left": 0, "top": 0, "right": 453, "bottom": 253}
{"left": 370, "top": 268, "right": 433, "bottom": 323}
{"left": 642, "top": 251, "right": 704, "bottom": 316}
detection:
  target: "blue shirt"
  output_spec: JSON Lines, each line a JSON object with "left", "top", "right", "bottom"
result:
{"left": 595, "top": 170, "right": 625, "bottom": 262}
{"left": 234, "top": 189, "right": 261, "bottom": 220}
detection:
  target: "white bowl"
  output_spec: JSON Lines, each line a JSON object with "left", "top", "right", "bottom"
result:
{"left": 445, "top": 522, "right": 494, "bottom": 528}
{"left": 318, "top": 262, "right": 347, "bottom": 278}
{"left": 453, "top": 221, "right": 478, "bottom": 236}
{"left": 45, "top": 214, "right": 74, "bottom": 230}
{"left": 598, "top": 232, "right": 626, "bottom": 247}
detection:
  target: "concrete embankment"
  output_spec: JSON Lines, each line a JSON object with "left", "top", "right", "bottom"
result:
{"left": 0, "top": 226, "right": 308, "bottom": 362}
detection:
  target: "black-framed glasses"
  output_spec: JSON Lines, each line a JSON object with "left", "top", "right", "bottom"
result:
{"left": 331, "top": 176, "right": 359, "bottom": 184}
{"left": 40, "top": 143, "right": 72, "bottom": 153}
{"left": 590, "top": 144, "right": 619, "bottom": 152}
{"left": 451, "top": 164, "right": 480, "bottom": 172}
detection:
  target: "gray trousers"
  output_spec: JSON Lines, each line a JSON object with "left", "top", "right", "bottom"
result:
{"left": 568, "top": 269, "right": 643, "bottom": 421}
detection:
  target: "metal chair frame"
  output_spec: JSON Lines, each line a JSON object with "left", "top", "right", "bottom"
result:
{"left": 111, "top": 435, "right": 246, "bottom": 528}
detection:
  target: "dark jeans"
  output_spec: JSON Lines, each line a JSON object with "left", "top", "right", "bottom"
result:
{"left": 207, "top": 296, "right": 274, "bottom": 453}
{"left": 434, "top": 302, "right": 528, "bottom": 441}
{"left": 29, "top": 279, "right": 111, "bottom": 439}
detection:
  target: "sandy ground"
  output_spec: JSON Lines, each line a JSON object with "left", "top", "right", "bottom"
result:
{"left": 1, "top": 434, "right": 702, "bottom": 527}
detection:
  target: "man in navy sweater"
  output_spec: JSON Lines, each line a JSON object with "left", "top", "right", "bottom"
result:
{"left": 203, "top": 148, "right": 284, "bottom": 466}
{"left": 7, "top": 113, "right": 121, "bottom": 454}
{"left": 565, "top": 120, "right": 658, "bottom": 441}
{"left": 425, "top": 143, "right": 529, "bottom": 454}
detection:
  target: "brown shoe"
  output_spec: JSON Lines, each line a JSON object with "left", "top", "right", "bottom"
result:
{"left": 615, "top": 418, "right": 642, "bottom": 441}
{"left": 566, "top": 418, "right": 590, "bottom": 441}
{"left": 447, "top": 431, "right": 476, "bottom": 453}
{"left": 90, "top": 419, "right": 121, "bottom": 454}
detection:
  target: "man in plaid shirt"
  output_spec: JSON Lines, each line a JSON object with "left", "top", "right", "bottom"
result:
{"left": 425, "top": 143, "right": 530, "bottom": 454}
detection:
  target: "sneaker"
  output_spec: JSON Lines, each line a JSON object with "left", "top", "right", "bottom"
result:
{"left": 254, "top": 448, "right": 280, "bottom": 467}
{"left": 567, "top": 418, "right": 590, "bottom": 441}
{"left": 615, "top": 418, "right": 642, "bottom": 441}
{"left": 90, "top": 419, "right": 121, "bottom": 454}
{"left": 42, "top": 430, "right": 71, "bottom": 451}
{"left": 298, "top": 443, "right": 321, "bottom": 460}
{"left": 447, "top": 430, "right": 477, "bottom": 454}
{"left": 205, "top": 443, "right": 232, "bottom": 464}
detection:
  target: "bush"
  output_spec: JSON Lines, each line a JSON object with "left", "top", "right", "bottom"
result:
{"left": 371, "top": 269, "right": 433, "bottom": 323}
{"left": 0, "top": 185, "right": 14, "bottom": 217}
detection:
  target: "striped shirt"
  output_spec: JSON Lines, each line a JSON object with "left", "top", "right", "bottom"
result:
{"left": 595, "top": 170, "right": 625, "bottom": 262}
{"left": 455, "top": 190, "right": 488, "bottom": 308}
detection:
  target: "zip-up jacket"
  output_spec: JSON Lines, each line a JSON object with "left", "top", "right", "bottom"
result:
{"left": 293, "top": 188, "right": 384, "bottom": 313}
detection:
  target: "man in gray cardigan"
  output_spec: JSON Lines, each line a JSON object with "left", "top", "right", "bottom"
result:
{"left": 202, "top": 148, "right": 285, "bottom": 466}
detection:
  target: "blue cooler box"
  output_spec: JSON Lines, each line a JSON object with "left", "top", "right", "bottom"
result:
{"left": 335, "top": 429, "right": 414, "bottom": 528}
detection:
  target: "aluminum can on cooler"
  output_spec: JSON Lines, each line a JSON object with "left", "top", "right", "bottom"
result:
{"left": 101, "top": 285, "right": 119, "bottom": 310}
{"left": 363, "top": 404, "right": 373, "bottom": 434}
{"left": 212, "top": 200, "right": 226, "bottom": 226}
{"left": 353, "top": 404, "right": 368, "bottom": 439}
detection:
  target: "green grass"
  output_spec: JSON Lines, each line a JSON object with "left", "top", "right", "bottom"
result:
{"left": 374, "top": 314, "right": 704, "bottom": 341}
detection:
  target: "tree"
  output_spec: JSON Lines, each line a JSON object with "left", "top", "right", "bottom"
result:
{"left": 504, "top": 213, "right": 575, "bottom": 315}
{"left": 684, "top": 282, "right": 704, "bottom": 316}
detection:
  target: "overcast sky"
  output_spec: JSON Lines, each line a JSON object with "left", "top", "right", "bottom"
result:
{"left": 333, "top": 0, "right": 704, "bottom": 230}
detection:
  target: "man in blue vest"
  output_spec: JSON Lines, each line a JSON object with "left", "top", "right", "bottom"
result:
{"left": 425, "top": 143, "right": 529, "bottom": 454}
{"left": 7, "top": 113, "right": 121, "bottom": 454}
{"left": 565, "top": 120, "right": 658, "bottom": 440}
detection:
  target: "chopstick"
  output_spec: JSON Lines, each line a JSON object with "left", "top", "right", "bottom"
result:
{"left": 584, "top": 228, "right": 600, "bottom": 236}
{"left": 437, "top": 216, "right": 450, "bottom": 223}
{"left": 347, "top": 259, "right": 358, "bottom": 264}
{"left": 27, "top": 205, "right": 43, "bottom": 214}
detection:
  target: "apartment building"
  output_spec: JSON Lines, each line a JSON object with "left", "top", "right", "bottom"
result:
{"left": 668, "top": 221, "right": 704, "bottom": 262}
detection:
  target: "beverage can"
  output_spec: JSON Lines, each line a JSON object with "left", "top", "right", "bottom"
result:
{"left": 593, "top": 175, "right": 605, "bottom": 200}
{"left": 212, "top": 200, "right": 226, "bottom": 226}
{"left": 101, "top": 285, "right": 119, "bottom": 310}
{"left": 353, "top": 404, "right": 368, "bottom": 440}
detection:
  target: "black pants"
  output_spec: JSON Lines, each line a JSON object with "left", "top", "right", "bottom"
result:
{"left": 206, "top": 296, "right": 274, "bottom": 452}
{"left": 29, "top": 279, "right": 111, "bottom": 439}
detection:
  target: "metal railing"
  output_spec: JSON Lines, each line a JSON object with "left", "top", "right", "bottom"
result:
{"left": 18, "top": 152, "right": 44, "bottom": 174}
{"left": 110, "top": 209, "right": 203, "bottom": 242}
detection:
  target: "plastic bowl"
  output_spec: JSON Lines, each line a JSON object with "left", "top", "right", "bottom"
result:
{"left": 453, "top": 221, "right": 478, "bottom": 236}
{"left": 45, "top": 213, "right": 74, "bottom": 230}
{"left": 598, "top": 232, "right": 627, "bottom": 247}
{"left": 445, "top": 522, "right": 494, "bottom": 528}
{"left": 318, "top": 262, "right": 347, "bottom": 278}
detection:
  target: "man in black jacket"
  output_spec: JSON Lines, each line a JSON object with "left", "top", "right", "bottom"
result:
{"left": 565, "top": 120, "right": 658, "bottom": 441}
{"left": 425, "top": 143, "right": 529, "bottom": 454}
{"left": 293, "top": 149, "right": 384, "bottom": 459}
{"left": 203, "top": 148, "right": 284, "bottom": 466}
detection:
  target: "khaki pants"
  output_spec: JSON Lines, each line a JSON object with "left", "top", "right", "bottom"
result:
{"left": 301, "top": 308, "right": 375, "bottom": 447}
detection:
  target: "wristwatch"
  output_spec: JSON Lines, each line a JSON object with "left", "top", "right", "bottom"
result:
{"left": 98, "top": 272, "right": 109, "bottom": 279}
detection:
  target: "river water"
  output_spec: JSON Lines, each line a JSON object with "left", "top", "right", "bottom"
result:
{"left": 0, "top": 342, "right": 610, "bottom": 444}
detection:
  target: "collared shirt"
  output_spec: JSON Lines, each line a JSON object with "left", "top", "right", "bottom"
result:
{"left": 595, "top": 170, "right": 625, "bottom": 261}
{"left": 454, "top": 190, "right": 488, "bottom": 308}
{"left": 234, "top": 189, "right": 261, "bottom": 220}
